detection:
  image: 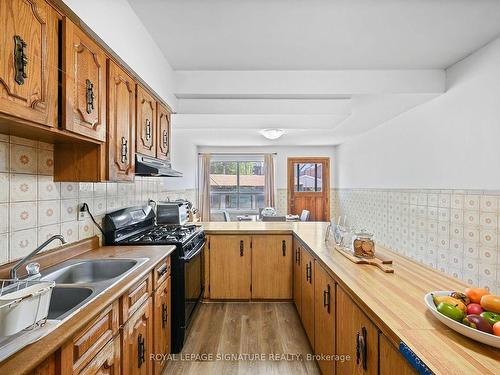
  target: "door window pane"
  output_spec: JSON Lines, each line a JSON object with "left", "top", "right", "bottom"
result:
{"left": 294, "top": 163, "right": 323, "bottom": 192}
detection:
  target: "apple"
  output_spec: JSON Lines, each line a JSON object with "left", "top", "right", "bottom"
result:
{"left": 466, "top": 303, "right": 483, "bottom": 315}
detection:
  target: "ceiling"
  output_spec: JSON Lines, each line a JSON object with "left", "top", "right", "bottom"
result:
{"left": 128, "top": 0, "right": 500, "bottom": 70}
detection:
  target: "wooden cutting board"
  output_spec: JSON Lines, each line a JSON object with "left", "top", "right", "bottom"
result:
{"left": 334, "top": 246, "right": 394, "bottom": 273}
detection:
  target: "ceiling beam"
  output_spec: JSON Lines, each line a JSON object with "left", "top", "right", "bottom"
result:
{"left": 174, "top": 70, "right": 445, "bottom": 99}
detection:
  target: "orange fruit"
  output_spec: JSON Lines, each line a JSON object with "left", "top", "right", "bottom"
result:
{"left": 493, "top": 321, "right": 500, "bottom": 337}
{"left": 465, "top": 287, "right": 490, "bottom": 304}
{"left": 480, "top": 294, "right": 500, "bottom": 314}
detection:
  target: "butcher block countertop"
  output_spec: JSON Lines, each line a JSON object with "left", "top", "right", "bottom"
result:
{"left": 202, "top": 222, "right": 500, "bottom": 375}
{"left": 0, "top": 240, "right": 175, "bottom": 375}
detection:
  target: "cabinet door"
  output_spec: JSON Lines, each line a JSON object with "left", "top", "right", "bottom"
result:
{"left": 156, "top": 104, "right": 171, "bottom": 160}
{"left": 29, "top": 353, "right": 57, "bottom": 375}
{"left": 336, "top": 287, "right": 378, "bottom": 375}
{"left": 379, "top": 334, "right": 417, "bottom": 375}
{"left": 293, "top": 240, "right": 302, "bottom": 317}
{"left": 63, "top": 18, "right": 106, "bottom": 141}
{"left": 314, "top": 262, "right": 336, "bottom": 375}
{"left": 0, "top": 0, "right": 58, "bottom": 127}
{"left": 153, "top": 277, "right": 171, "bottom": 375}
{"left": 122, "top": 297, "right": 153, "bottom": 375}
{"left": 301, "top": 248, "right": 315, "bottom": 348}
{"left": 80, "top": 337, "right": 120, "bottom": 375}
{"left": 251, "top": 235, "right": 292, "bottom": 299}
{"left": 209, "top": 235, "right": 251, "bottom": 299}
{"left": 136, "top": 85, "right": 157, "bottom": 157}
{"left": 107, "top": 60, "right": 135, "bottom": 181}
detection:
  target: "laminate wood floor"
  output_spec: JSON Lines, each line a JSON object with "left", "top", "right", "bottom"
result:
{"left": 163, "top": 302, "right": 320, "bottom": 375}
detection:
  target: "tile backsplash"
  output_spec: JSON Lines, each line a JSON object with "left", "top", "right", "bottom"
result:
{"left": 0, "top": 135, "right": 194, "bottom": 265}
{"left": 334, "top": 189, "right": 500, "bottom": 294}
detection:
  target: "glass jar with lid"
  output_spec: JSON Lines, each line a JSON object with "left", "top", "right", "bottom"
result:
{"left": 352, "top": 229, "right": 375, "bottom": 258}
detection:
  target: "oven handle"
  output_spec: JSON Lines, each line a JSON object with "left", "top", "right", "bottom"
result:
{"left": 182, "top": 240, "right": 205, "bottom": 263}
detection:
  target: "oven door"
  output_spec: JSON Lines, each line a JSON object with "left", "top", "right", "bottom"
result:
{"left": 182, "top": 240, "right": 204, "bottom": 324}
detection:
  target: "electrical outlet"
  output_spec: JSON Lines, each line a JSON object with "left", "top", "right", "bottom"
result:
{"left": 78, "top": 203, "right": 90, "bottom": 221}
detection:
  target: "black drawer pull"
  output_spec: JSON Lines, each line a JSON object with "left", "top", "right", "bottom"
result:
{"left": 137, "top": 333, "right": 145, "bottom": 368}
{"left": 282, "top": 240, "right": 286, "bottom": 256}
{"left": 240, "top": 240, "right": 244, "bottom": 256}
{"left": 162, "top": 303, "right": 168, "bottom": 328}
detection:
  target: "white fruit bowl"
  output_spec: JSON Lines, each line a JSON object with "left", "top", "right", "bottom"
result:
{"left": 424, "top": 291, "right": 500, "bottom": 348}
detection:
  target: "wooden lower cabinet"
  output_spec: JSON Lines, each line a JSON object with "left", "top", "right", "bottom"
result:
{"left": 121, "top": 297, "right": 153, "bottom": 375}
{"left": 379, "top": 334, "right": 417, "bottom": 375}
{"left": 314, "top": 262, "right": 335, "bottom": 375}
{"left": 79, "top": 337, "right": 120, "bottom": 375}
{"left": 293, "top": 240, "right": 302, "bottom": 316}
{"left": 301, "top": 248, "right": 315, "bottom": 348}
{"left": 209, "top": 235, "right": 251, "bottom": 299}
{"left": 336, "top": 287, "right": 378, "bottom": 375}
{"left": 251, "top": 235, "right": 292, "bottom": 299}
{"left": 153, "top": 277, "right": 171, "bottom": 375}
{"left": 29, "top": 353, "right": 57, "bottom": 375}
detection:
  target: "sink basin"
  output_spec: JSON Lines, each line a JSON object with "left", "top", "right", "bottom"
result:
{"left": 44, "top": 259, "right": 138, "bottom": 284}
{"left": 47, "top": 286, "right": 93, "bottom": 320}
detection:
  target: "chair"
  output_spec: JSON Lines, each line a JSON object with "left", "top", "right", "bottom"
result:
{"left": 300, "top": 210, "right": 310, "bottom": 222}
{"left": 222, "top": 210, "right": 231, "bottom": 222}
{"left": 262, "top": 215, "right": 286, "bottom": 222}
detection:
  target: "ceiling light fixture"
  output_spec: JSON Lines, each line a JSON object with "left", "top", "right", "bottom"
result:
{"left": 259, "top": 128, "right": 285, "bottom": 140}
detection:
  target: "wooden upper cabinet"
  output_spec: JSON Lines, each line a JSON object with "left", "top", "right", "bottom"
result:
{"left": 136, "top": 85, "right": 157, "bottom": 157}
{"left": 336, "top": 286, "right": 378, "bottom": 375}
{"left": 251, "top": 235, "right": 292, "bottom": 299}
{"left": 156, "top": 104, "right": 171, "bottom": 160}
{"left": 293, "top": 240, "right": 302, "bottom": 317}
{"left": 63, "top": 18, "right": 106, "bottom": 142}
{"left": 0, "top": 0, "right": 58, "bottom": 127}
{"left": 301, "top": 248, "right": 315, "bottom": 349}
{"left": 314, "top": 262, "right": 336, "bottom": 375}
{"left": 107, "top": 60, "right": 135, "bottom": 181}
{"left": 209, "top": 235, "right": 251, "bottom": 299}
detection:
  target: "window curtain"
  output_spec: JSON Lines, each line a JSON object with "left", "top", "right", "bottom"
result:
{"left": 198, "top": 154, "right": 211, "bottom": 221}
{"left": 264, "top": 153, "right": 276, "bottom": 207}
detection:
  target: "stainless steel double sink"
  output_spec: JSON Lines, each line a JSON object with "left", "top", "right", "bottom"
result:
{"left": 40, "top": 258, "right": 148, "bottom": 320}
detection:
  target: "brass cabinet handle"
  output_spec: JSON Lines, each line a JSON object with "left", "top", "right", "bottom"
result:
{"left": 240, "top": 240, "right": 244, "bottom": 256}
{"left": 323, "top": 284, "right": 331, "bottom": 313}
{"left": 137, "top": 333, "right": 145, "bottom": 368}
{"left": 162, "top": 129, "right": 168, "bottom": 147}
{"left": 356, "top": 327, "right": 367, "bottom": 370}
{"left": 162, "top": 303, "right": 168, "bottom": 328}
{"left": 145, "top": 119, "right": 152, "bottom": 140}
{"left": 14, "top": 35, "right": 28, "bottom": 85}
{"left": 282, "top": 240, "right": 286, "bottom": 256}
{"left": 85, "top": 79, "right": 95, "bottom": 114}
{"left": 120, "top": 137, "right": 128, "bottom": 163}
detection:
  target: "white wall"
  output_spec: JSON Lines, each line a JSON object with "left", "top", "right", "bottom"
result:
{"left": 63, "top": 0, "right": 177, "bottom": 110}
{"left": 198, "top": 145, "right": 336, "bottom": 189}
{"left": 335, "top": 36, "right": 500, "bottom": 190}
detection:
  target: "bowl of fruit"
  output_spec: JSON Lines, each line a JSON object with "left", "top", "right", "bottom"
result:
{"left": 424, "top": 288, "right": 500, "bottom": 348}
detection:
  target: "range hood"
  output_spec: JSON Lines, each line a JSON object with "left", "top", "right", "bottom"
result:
{"left": 135, "top": 154, "right": 183, "bottom": 177}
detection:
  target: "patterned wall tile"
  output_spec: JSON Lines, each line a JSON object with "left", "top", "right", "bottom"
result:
{"left": 335, "top": 188, "right": 500, "bottom": 293}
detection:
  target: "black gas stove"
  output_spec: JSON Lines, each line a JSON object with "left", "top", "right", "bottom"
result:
{"left": 127, "top": 224, "right": 199, "bottom": 245}
{"left": 103, "top": 206, "right": 205, "bottom": 353}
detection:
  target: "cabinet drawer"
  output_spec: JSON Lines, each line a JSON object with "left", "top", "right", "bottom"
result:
{"left": 79, "top": 336, "right": 120, "bottom": 375}
{"left": 153, "top": 256, "right": 171, "bottom": 288}
{"left": 61, "top": 301, "right": 119, "bottom": 373}
{"left": 121, "top": 274, "right": 152, "bottom": 323}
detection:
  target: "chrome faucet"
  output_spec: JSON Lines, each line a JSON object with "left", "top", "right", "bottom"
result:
{"left": 10, "top": 235, "right": 67, "bottom": 280}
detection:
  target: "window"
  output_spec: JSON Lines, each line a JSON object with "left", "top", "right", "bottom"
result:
{"left": 209, "top": 157, "right": 264, "bottom": 220}
{"left": 293, "top": 162, "right": 323, "bottom": 192}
